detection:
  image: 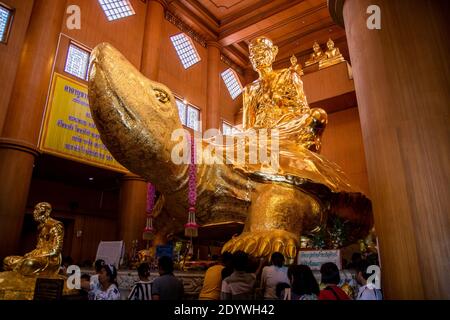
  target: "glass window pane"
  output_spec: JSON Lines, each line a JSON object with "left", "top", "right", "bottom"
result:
{"left": 187, "top": 105, "right": 199, "bottom": 131}
{"left": 170, "top": 33, "right": 201, "bottom": 69}
{"left": 0, "top": 4, "right": 13, "bottom": 43}
{"left": 64, "top": 44, "right": 90, "bottom": 80}
{"left": 98, "top": 0, "right": 135, "bottom": 21}
{"left": 221, "top": 68, "right": 243, "bottom": 100}
{"left": 175, "top": 99, "right": 186, "bottom": 125}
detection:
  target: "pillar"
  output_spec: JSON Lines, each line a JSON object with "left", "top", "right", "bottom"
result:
{"left": 329, "top": 0, "right": 450, "bottom": 299}
{"left": 140, "top": 0, "right": 166, "bottom": 81}
{"left": 116, "top": 0, "right": 167, "bottom": 252}
{"left": 206, "top": 41, "right": 222, "bottom": 130}
{"left": 118, "top": 175, "right": 148, "bottom": 253}
{"left": 0, "top": 0, "right": 66, "bottom": 259}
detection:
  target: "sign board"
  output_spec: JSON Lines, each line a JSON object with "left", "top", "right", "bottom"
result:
{"left": 33, "top": 278, "right": 64, "bottom": 300}
{"left": 40, "top": 72, "right": 127, "bottom": 172}
{"left": 96, "top": 240, "right": 125, "bottom": 268}
{"left": 297, "top": 249, "right": 342, "bottom": 270}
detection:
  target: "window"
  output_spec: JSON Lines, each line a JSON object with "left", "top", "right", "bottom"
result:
{"left": 170, "top": 33, "right": 201, "bottom": 69}
{"left": 98, "top": 0, "right": 135, "bottom": 21}
{"left": 175, "top": 98, "right": 200, "bottom": 131}
{"left": 64, "top": 43, "right": 90, "bottom": 80}
{"left": 221, "top": 68, "right": 243, "bottom": 100}
{"left": 222, "top": 121, "right": 240, "bottom": 135}
{"left": 0, "top": 3, "right": 14, "bottom": 44}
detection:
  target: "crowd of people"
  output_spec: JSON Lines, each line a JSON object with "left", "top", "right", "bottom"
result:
{"left": 77, "top": 250, "right": 381, "bottom": 301}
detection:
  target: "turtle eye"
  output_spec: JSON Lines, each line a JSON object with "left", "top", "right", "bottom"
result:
{"left": 154, "top": 88, "right": 170, "bottom": 104}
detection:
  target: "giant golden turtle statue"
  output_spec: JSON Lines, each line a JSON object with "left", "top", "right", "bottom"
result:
{"left": 87, "top": 37, "right": 373, "bottom": 261}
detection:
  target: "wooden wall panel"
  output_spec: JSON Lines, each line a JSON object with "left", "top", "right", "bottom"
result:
{"left": 321, "top": 107, "right": 369, "bottom": 196}
{"left": 61, "top": 0, "right": 146, "bottom": 68}
{"left": 0, "top": 0, "right": 33, "bottom": 132}
{"left": 158, "top": 20, "right": 207, "bottom": 127}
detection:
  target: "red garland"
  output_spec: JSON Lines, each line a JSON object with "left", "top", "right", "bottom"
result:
{"left": 185, "top": 133, "right": 199, "bottom": 237}
{"left": 143, "top": 183, "right": 155, "bottom": 240}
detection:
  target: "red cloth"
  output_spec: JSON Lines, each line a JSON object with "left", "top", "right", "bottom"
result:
{"left": 319, "top": 285, "right": 350, "bottom": 300}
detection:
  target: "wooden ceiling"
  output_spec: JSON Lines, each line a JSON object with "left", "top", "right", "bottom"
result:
{"left": 166, "top": 0, "right": 349, "bottom": 73}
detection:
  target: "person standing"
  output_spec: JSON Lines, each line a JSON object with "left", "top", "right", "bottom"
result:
{"left": 128, "top": 262, "right": 153, "bottom": 300}
{"left": 260, "top": 252, "right": 289, "bottom": 299}
{"left": 318, "top": 262, "right": 350, "bottom": 300}
{"left": 152, "top": 256, "right": 184, "bottom": 300}
{"left": 199, "top": 252, "right": 232, "bottom": 300}
{"left": 355, "top": 260, "right": 382, "bottom": 300}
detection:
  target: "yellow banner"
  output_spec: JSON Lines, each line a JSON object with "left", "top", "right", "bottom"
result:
{"left": 40, "top": 73, "right": 127, "bottom": 172}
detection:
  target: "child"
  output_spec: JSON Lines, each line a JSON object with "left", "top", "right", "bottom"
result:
{"left": 128, "top": 262, "right": 152, "bottom": 300}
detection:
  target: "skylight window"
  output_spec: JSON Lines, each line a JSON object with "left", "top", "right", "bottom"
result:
{"left": 221, "top": 68, "right": 243, "bottom": 100}
{"left": 64, "top": 43, "right": 90, "bottom": 80}
{"left": 170, "top": 33, "right": 201, "bottom": 69}
{"left": 98, "top": 0, "right": 135, "bottom": 21}
{"left": 0, "top": 3, "right": 14, "bottom": 44}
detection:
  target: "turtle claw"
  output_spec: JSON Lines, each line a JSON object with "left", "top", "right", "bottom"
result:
{"left": 222, "top": 229, "right": 299, "bottom": 260}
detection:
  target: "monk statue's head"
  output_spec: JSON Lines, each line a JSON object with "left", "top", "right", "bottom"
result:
{"left": 327, "top": 38, "right": 335, "bottom": 50}
{"left": 249, "top": 37, "right": 278, "bottom": 72}
{"left": 33, "top": 202, "right": 52, "bottom": 224}
{"left": 313, "top": 41, "right": 321, "bottom": 52}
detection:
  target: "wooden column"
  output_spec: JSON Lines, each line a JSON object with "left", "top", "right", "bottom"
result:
{"left": 0, "top": 0, "right": 66, "bottom": 259}
{"left": 116, "top": 0, "right": 167, "bottom": 253}
{"left": 330, "top": 0, "right": 450, "bottom": 299}
{"left": 206, "top": 41, "right": 222, "bottom": 130}
{"left": 118, "top": 175, "right": 148, "bottom": 254}
{"left": 140, "top": 0, "right": 166, "bottom": 81}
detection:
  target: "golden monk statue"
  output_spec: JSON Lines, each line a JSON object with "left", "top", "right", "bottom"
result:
{"left": 3, "top": 202, "right": 64, "bottom": 276}
{"left": 243, "top": 37, "right": 327, "bottom": 152}
{"left": 319, "top": 38, "right": 345, "bottom": 69}
{"left": 86, "top": 39, "right": 373, "bottom": 261}
{"left": 304, "top": 41, "right": 326, "bottom": 66}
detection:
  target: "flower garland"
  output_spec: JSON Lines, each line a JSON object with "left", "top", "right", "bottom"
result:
{"left": 185, "top": 133, "right": 199, "bottom": 237}
{"left": 143, "top": 183, "right": 155, "bottom": 240}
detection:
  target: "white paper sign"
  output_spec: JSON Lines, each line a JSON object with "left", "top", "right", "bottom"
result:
{"left": 95, "top": 240, "right": 124, "bottom": 268}
{"left": 297, "top": 250, "right": 342, "bottom": 270}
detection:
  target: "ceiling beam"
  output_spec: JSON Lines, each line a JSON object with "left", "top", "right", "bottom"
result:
{"left": 218, "top": 1, "right": 327, "bottom": 46}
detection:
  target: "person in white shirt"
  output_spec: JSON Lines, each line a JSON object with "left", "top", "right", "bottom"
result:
{"left": 92, "top": 264, "right": 121, "bottom": 300}
{"left": 356, "top": 260, "right": 382, "bottom": 300}
{"left": 260, "top": 252, "right": 289, "bottom": 299}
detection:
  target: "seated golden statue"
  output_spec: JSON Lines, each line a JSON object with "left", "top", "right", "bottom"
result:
{"left": 304, "top": 41, "right": 326, "bottom": 66}
{"left": 319, "top": 38, "right": 345, "bottom": 69}
{"left": 3, "top": 202, "right": 64, "bottom": 276}
{"left": 243, "top": 37, "right": 327, "bottom": 152}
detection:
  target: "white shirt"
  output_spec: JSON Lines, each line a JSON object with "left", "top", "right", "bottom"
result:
{"left": 92, "top": 283, "right": 121, "bottom": 300}
{"left": 357, "top": 283, "right": 382, "bottom": 300}
{"left": 260, "top": 265, "right": 289, "bottom": 299}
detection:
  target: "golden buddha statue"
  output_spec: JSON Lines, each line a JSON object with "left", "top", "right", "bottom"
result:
{"left": 3, "top": 202, "right": 64, "bottom": 276}
{"left": 243, "top": 37, "right": 327, "bottom": 152}
{"left": 304, "top": 41, "right": 325, "bottom": 67}
{"left": 319, "top": 38, "right": 345, "bottom": 69}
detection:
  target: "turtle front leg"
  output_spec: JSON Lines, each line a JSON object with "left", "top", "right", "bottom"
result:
{"left": 222, "top": 183, "right": 322, "bottom": 262}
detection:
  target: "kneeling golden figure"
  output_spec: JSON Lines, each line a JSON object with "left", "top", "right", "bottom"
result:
{"left": 3, "top": 202, "right": 64, "bottom": 276}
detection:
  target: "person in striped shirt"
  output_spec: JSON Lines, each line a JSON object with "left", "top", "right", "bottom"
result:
{"left": 128, "top": 262, "right": 153, "bottom": 300}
